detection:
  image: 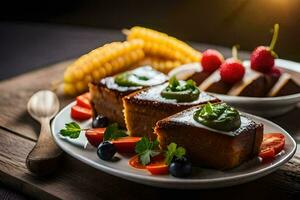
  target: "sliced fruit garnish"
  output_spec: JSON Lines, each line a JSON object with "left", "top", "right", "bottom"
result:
{"left": 146, "top": 163, "right": 169, "bottom": 175}
{"left": 112, "top": 137, "right": 141, "bottom": 153}
{"left": 85, "top": 128, "right": 106, "bottom": 147}
{"left": 259, "top": 147, "right": 275, "bottom": 159}
{"left": 76, "top": 92, "right": 91, "bottom": 109}
{"left": 259, "top": 133, "right": 285, "bottom": 160}
{"left": 71, "top": 105, "right": 92, "bottom": 120}
{"left": 129, "top": 155, "right": 146, "bottom": 169}
{"left": 146, "top": 154, "right": 168, "bottom": 175}
{"left": 129, "top": 154, "right": 167, "bottom": 172}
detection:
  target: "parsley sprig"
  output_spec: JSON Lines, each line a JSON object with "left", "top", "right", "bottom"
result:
{"left": 59, "top": 122, "right": 128, "bottom": 140}
{"left": 168, "top": 76, "right": 197, "bottom": 92}
{"left": 134, "top": 137, "right": 187, "bottom": 166}
{"left": 165, "top": 143, "right": 186, "bottom": 165}
{"left": 135, "top": 137, "right": 160, "bottom": 165}
{"left": 60, "top": 122, "right": 85, "bottom": 139}
{"left": 103, "top": 123, "right": 128, "bottom": 141}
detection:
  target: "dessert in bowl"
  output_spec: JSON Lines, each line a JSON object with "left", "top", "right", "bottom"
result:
{"left": 169, "top": 60, "right": 300, "bottom": 117}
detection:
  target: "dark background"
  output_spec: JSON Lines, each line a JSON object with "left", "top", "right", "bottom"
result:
{"left": 1, "top": 0, "right": 300, "bottom": 80}
{"left": 1, "top": 0, "right": 300, "bottom": 57}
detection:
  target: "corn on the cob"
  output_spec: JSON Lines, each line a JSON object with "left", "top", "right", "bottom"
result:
{"left": 138, "top": 57, "right": 182, "bottom": 73}
{"left": 125, "top": 26, "right": 201, "bottom": 63}
{"left": 63, "top": 39, "right": 144, "bottom": 95}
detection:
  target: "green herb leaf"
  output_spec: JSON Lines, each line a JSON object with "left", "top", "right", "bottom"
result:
{"left": 165, "top": 142, "right": 186, "bottom": 165}
{"left": 168, "top": 76, "right": 180, "bottom": 90}
{"left": 185, "top": 79, "right": 197, "bottom": 88}
{"left": 135, "top": 137, "right": 160, "bottom": 165}
{"left": 60, "top": 122, "right": 81, "bottom": 139}
{"left": 204, "top": 102, "right": 213, "bottom": 114}
{"left": 103, "top": 123, "right": 128, "bottom": 141}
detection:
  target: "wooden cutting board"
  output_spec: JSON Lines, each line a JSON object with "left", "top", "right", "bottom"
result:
{"left": 0, "top": 57, "right": 299, "bottom": 200}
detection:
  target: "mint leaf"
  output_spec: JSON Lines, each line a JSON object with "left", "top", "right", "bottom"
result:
{"left": 165, "top": 143, "right": 186, "bottom": 165}
{"left": 60, "top": 122, "right": 81, "bottom": 139}
{"left": 205, "top": 102, "right": 213, "bottom": 114}
{"left": 169, "top": 76, "right": 180, "bottom": 90}
{"left": 103, "top": 123, "right": 128, "bottom": 141}
{"left": 185, "top": 79, "right": 197, "bottom": 88}
{"left": 176, "top": 147, "right": 186, "bottom": 158}
{"left": 135, "top": 137, "right": 160, "bottom": 165}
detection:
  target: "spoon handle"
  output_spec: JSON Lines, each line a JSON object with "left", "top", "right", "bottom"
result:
{"left": 26, "top": 118, "right": 62, "bottom": 175}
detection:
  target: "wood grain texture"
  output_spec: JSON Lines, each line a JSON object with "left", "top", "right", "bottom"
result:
{"left": 0, "top": 44, "right": 299, "bottom": 199}
{"left": 0, "top": 128, "right": 299, "bottom": 200}
{"left": 0, "top": 59, "right": 74, "bottom": 141}
{"left": 0, "top": 186, "right": 28, "bottom": 200}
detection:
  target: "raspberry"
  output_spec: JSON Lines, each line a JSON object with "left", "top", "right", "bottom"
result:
{"left": 201, "top": 49, "right": 224, "bottom": 73}
{"left": 220, "top": 58, "right": 245, "bottom": 84}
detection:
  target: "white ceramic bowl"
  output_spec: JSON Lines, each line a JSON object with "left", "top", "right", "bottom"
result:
{"left": 169, "top": 59, "right": 300, "bottom": 117}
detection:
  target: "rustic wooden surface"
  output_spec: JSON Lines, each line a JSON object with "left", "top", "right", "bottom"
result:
{"left": 0, "top": 49, "right": 299, "bottom": 199}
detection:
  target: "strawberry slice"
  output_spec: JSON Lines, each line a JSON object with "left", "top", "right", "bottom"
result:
{"left": 71, "top": 105, "right": 92, "bottom": 120}
{"left": 85, "top": 128, "right": 106, "bottom": 147}
{"left": 112, "top": 137, "right": 141, "bottom": 153}
{"left": 76, "top": 92, "right": 91, "bottom": 109}
{"left": 259, "top": 133, "right": 285, "bottom": 160}
{"left": 146, "top": 154, "right": 168, "bottom": 175}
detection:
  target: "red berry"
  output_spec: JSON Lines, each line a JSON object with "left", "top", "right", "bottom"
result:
{"left": 220, "top": 58, "right": 245, "bottom": 84}
{"left": 201, "top": 49, "right": 224, "bottom": 73}
{"left": 267, "top": 67, "right": 282, "bottom": 77}
{"left": 85, "top": 128, "right": 105, "bottom": 147}
{"left": 250, "top": 46, "right": 275, "bottom": 73}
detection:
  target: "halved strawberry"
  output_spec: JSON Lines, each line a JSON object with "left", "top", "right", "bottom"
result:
{"left": 85, "top": 128, "right": 106, "bottom": 147}
{"left": 76, "top": 92, "right": 91, "bottom": 109}
{"left": 112, "top": 137, "right": 141, "bottom": 153}
{"left": 71, "top": 105, "right": 92, "bottom": 120}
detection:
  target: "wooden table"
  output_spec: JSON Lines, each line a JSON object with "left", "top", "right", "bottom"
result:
{"left": 0, "top": 34, "right": 299, "bottom": 200}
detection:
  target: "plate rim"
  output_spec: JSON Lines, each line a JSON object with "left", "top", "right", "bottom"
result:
{"left": 51, "top": 101, "right": 297, "bottom": 187}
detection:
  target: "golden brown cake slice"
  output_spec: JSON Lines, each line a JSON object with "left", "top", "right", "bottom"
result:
{"left": 155, "top": 103, "right": 263, "bottom": 170}
{"left": 123, "top": 83, "right": 220, "bottom": 139}
{"left": 90, "top": 66, "right": 167, "bottom": 127}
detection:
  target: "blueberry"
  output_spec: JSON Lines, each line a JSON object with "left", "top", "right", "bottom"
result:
{"left": 97, "top": 141, "right": 116, "bottom": 161}
{"left": 169, "top": 156, "right": 192, "bottom": 178}
{"left": 92, "top": 114, "right": 108, "bottom": 128}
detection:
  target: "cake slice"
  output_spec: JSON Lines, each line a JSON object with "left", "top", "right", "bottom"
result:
{"left": 123, "top": 80, "right": 220, "bottom": 139}
{"left": 199, "top": 70, "right": 232, "bottom": 94}
{"left": 168, "top": 63, "right": 211, "bottom": 86}
{"left": 89, "top": 66, "right": 167, "bottom": 127}
{"left": 227, "top": 68, "right": 265, "bottom": 97}
{"left": 155, "top": 103, "right": 263, "bottom": 169}
{"left": 268, "top": 73, "right": 300, "bottom": 96}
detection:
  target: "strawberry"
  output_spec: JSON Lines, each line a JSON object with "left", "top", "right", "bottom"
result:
{"left": 201, "top": 49, "right": 224, "bottom": 73}
{"left": 85, "top": 128, "right": 106, "bottom": 147}
{"left": 267, "top": 67, "right": 282, "bottom": 78}
{"left": 220, "top": 46, "right": 245, "bottom": 84}
{"left": 251, "top": 24, "right": 279, "bottom": 73}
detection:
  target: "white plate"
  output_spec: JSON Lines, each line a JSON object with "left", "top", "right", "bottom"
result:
{"left": 169, "top": 59, "right": 300, "bottom": 117}
{"left": 51, "top": 102, "right": 297, "bottom": 189}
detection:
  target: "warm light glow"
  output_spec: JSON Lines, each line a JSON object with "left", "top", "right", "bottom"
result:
{"left": 265, "top": 0, "right": 294, "bottom": 8}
